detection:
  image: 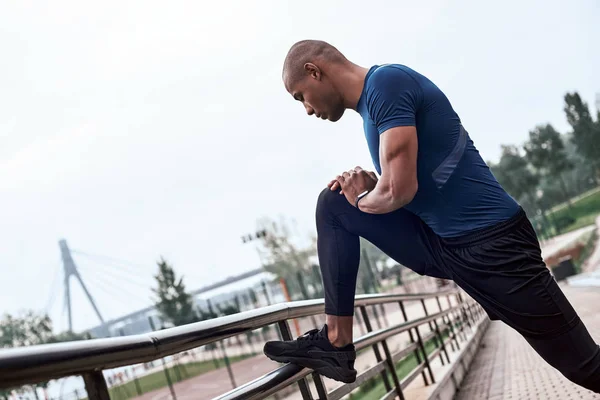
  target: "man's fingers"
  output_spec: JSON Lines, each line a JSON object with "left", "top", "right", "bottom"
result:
{"left": 354, "top": 166, "right": 364, "bottom": 173}
{"left": 336, "top": 177, "right": 345, "bottom": 195}
{"left": 367, "top": 171, "right": 378, "bottom": 181}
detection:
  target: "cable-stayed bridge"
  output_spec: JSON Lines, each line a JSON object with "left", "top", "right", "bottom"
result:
{"left": 47, "top": 239, "right": 281, "bottom": 338}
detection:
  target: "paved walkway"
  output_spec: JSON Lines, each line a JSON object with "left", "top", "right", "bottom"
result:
{"left": 455, "top": 285, "right": 600, "bottom": 400}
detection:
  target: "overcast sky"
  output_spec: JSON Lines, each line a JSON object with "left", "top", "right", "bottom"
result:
{"left": 1, "top": 0, "right": 598, "bottom": 332}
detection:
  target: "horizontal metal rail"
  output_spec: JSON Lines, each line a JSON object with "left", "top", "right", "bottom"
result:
{"left": 216, "top": 295, "right": 485, "bottom": 400}
{"left": 0, "top": 287, "right": 486, "bottom": 400}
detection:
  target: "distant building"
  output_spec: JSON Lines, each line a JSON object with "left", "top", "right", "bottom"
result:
{"left": 87, "top": 269, "right": 285, "bottom": 338}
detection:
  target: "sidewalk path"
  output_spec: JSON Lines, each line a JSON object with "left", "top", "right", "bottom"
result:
{"left": 455, "top": 285, "right": 600, "bottom": 400}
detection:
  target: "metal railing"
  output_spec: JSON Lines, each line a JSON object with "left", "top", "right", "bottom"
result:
{"left": 0, "top": 288, "right": 486, "bottom": 400}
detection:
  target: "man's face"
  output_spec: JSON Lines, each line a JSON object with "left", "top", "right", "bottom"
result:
{"left": 286, "top": 70, "right": 345, "bottom": 122}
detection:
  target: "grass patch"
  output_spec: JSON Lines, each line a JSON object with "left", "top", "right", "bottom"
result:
{"left": 549, "top": 188, "right": 600, "bottom": 235}
{"left": 107, "top": 353, "right": 256, "bottom": 400}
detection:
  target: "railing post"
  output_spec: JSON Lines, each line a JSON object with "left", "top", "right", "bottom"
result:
{"left": 433, "top": 319, "right": 451, "bottom": 364}
{"left": 372, "top": 305, "right": 383, "bottom": 329}
{"left": 453, "top": 294, "right": 469, "bottom": 340}
{"left": 380, "top": 338, "right": 405, "bottom": 400}
{"left": 446, "top": 293, "right": 453, "bottom": 308}
{"left": 278, "top": 320, "right": 314, "bottom": 400}
{"left": 219, "top": 341, "right": 237, "bottom": 389}
{"left": 148, "top": 318, "right": 178, "bottom": 400}
{"left": 446, "top": 294, "right": 465, "bottom": 342}
{"left": 457, "top": 309, "right": 468, "bottom": 342}
{"left": 312, "top": 371, "right": 328, "bottom": 400}
{"left": 379, "top": 304, "right": 389, "bottom": 327}
{"left": 359, "top": 306, "right": 392, "bottom": 393}
{"left": 399, "top": 301, "right": 428, "bottom": 385}
{"left": 446, "top": 308, "right": 460, "bottom": 351}
{"left": 354, "top": 309, "right": 366, "bottom": 336}
{"left": 420, "top": 299, "right": 444, "bottom": 365}
{"left": 435, "top": 295, "right": 443, "bottom": 312}
{"left": 420, "top": 299, "right": 435, "bottom": 336}
{"left": 130, "top": 366, "right": 142, "bottom": 396}
{"left": 415, "top": 327, "right": 435, "bottom": 384}
{"left": 161, "top": 357, "right": 178, "bottom": 400}
{"left": 448, "top": 297, "right": 462, "bottom": 349}
{"left": 466, "top": 302, "right": 475, "bottom": 324}
{"left": 457, "top": 293, "right": 473, "bottom": 333}
{"left": 475, "top": 303, "right": 484, "bottom": 320}
{"left": 82, "top": 371, "right": 110, "bottom": 400}
{"left": 436, "top": 296, "right": 456, "bottom": 352}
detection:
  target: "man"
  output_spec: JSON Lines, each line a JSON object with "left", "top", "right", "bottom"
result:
{"left": 263, "top": 40, "right": 600, "bottom": 391}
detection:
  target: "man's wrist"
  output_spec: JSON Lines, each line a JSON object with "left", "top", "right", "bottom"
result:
{"left": 355, "top": 190, "right": 370, "bottom": 209}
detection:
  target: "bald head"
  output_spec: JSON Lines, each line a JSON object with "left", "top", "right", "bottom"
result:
{"left": 282, "top": 40, "right": 347, "bottom": 87}
{"left": 281, "top": 40, "right": 366, "bottom": 123}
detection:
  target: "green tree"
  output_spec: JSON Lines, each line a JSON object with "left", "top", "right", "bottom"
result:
{"left": 255, "top": 216, "right": 317, "bottom": 300}
{"left": 46, "top": 330, "right": 90, "bottom": 343}
{"left": 491, "top": 145, "right": 540, "bottom": 207}
{"left": 489, "top": 145, "right": 555, "bottom": 236}
{"left": 152, "top": 257, "right": 198, "bottom": 327}
{"left": 564, "top": 92, "right": 600, "bottom": 177}
{"left": 562, "top": 133, "right": 599, "bottom": 192}
{"left": 523, "top": 124, "right": 574, "bottom": 205}
{"left": 0, "top": 311, "right": 52, "bottom": 348}
{"left": 0, "top": 311, "right": 89, "bottom": 400}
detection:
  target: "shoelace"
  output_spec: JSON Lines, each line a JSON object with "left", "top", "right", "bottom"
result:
{"left": 297, "top": 328, "right": 321, "bottom": 342}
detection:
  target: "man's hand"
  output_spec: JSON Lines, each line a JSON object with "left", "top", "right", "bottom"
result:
{"left": 328, "top": 167, "right": 377, "bottom": 206}
{"left": 356, "top": 126, "right": 419, "bottom": 214}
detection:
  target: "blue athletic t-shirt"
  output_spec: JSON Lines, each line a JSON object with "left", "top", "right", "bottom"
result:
{"left": 356, "top": 64, "right": 519, "bottom": 237}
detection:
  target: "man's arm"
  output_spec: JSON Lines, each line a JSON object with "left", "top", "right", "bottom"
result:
{"left": 335, "top": 66, "right": 422, "bottom": 212}
{"left": 356, "top": 126, "right": 418, "bottom": 214}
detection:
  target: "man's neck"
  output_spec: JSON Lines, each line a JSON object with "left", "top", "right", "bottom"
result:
{"left": 330, "top": 63, "right": 370, "bottom": 111}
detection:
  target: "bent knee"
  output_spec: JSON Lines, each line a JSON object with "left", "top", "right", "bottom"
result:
{"left": 316, "top": 187, "right": 349, "bottom": 218}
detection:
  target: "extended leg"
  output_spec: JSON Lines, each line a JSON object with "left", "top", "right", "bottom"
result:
{"left": 443, "top": 210, "right": 600, "bottom": 392}
{"left": 525, "top": 306, "right": 600, "bottom": 391}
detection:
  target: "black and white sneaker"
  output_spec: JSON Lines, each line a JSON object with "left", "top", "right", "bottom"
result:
{"left": 263, "top": 324, "right": 357, "bottom": 383}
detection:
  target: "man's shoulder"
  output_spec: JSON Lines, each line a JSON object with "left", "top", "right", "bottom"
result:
{"left": 364, "top": 65, "right": 430, "bottom": 108}
{"left": 367, "top": 64, "right": 419, "bottom": 86}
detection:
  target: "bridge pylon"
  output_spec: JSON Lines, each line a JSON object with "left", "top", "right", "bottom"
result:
{"left": 59, "top": 239, "right": 105, "bottom": 332}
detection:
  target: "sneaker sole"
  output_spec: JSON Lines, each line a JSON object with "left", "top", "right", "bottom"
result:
{"left": 264, "top": 352, "right": 357, "bottom": 384}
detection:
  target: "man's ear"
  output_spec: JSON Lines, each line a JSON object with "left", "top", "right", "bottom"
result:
{"left": 304, "top": 62, "right": 321, "bottom": 80}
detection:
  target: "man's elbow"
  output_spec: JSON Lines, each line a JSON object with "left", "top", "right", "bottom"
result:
{"left": 391, "top": 180, "right": 418, "bottom": 207}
